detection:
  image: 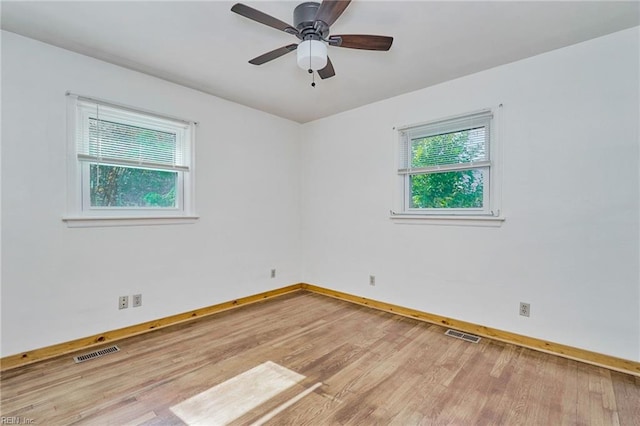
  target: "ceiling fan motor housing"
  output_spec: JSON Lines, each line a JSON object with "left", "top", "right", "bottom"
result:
{"left": 294, "top": 2, "right": 329, "bottom": 40}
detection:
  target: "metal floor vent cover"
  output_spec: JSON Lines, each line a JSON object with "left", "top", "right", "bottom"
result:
{"left": 73, "top": 345, "right": 120, "bottom": 363}
{"left": 445, "top": 329, "right": 481, "bottom": 344}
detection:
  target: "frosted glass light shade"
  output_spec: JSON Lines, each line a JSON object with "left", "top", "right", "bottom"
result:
{"left": 297, "top": 40, "right": 327, "bottom": 71}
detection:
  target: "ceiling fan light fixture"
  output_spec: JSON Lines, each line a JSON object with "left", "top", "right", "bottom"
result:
{"left": 297, "top": 39, "right": 327, "bottom": 71}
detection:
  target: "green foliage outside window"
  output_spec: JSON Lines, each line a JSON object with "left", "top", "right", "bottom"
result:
{"left": 409, "top": 128, "right": 484, "bottom": 209}
{"left": 90, "top": 164, "right": 177, "bottom": 208}
{"left": 410, "top": 171, "right": 483, "bottom": 208}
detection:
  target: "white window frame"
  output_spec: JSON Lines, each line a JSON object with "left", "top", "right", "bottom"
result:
{"left": 392, "top": 107, "right": 504, "bottom": 226}
{"left": 64, "top": 94, "right": 198, "bottom": 227}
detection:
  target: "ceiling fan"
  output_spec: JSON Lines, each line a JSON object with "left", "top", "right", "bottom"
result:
{"left": 231, "top": 1, "right": 393, "bottom": 83}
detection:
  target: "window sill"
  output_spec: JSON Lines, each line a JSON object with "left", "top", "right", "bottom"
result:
{"left": 389, "top": 213, "right": 505, "bottom": 227}
{"left": 62, "top": 215, "right": 199, "bottom": 228}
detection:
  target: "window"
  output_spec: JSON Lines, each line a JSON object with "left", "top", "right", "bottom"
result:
{"left": 395, "top": 109, "right": 500, "bottom": 219}
{"left": 65, "top": 95, "right": 196, "bottom": 226}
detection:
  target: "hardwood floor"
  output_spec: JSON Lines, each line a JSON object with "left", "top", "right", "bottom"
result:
{"left": 1, "top": 291, "right": 639, "bottom": 425}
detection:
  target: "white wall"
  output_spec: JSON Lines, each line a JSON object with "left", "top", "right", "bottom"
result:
{"left": 300, "top": 27, "right": 640, "bottom": 361}
{"left": 1, "top": 32, "right": 302, "bottom": 356}
{"left": 2, "top": 27, "right": 639, "bottom": 363}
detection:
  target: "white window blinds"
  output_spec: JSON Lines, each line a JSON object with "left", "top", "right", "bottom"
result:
{"left": 398, "top": 110, "right": 492, "bottom": 174}
{"left": 75, "top": 98, "right": 190, "bottom": 172}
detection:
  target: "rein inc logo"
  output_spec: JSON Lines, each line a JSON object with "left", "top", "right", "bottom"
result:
{"left": 1, "top": 418, "right": 35, "bottom": 424}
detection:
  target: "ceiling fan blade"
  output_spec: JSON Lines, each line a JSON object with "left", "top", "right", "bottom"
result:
{"left": 318, "top": 57, "right": 336, "bottom": 79}
{"left": 329, "top": 34, "right": 393, "bottom": 51}
{"left": 249, "top": 44, "right": 298, "bottom": 65}
{"left": 314, "top": 0, "right": 351, "bottom": 27}
{"left": 231, "top": 3, "right": 298, "bottom": 36}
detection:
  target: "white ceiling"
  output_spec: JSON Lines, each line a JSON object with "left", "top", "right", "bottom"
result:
{"left": 2, "top": 1, "right": 638, "bottom": 123}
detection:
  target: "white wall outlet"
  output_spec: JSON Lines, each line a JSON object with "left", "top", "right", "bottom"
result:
{"left": 119, "top": 295, "right": 128, "bottom": 310}
{"left": 132, "top": 294, "right": 142, "bottom": 307}
{"left": 271, "top": 268, "right": 276, "bottom": 278}
{"left": 369, "top": 275, "right": 376, "bottom": 286}
{"left": 519, "top": 302, "right": 530, "bottom": 317}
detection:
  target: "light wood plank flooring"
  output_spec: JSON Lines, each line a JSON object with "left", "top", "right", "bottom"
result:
{"left": 1, "top": 291, "right": 639, "bottom": 425}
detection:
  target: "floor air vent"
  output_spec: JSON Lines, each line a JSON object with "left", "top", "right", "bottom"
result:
{"left": 73, "top": 345, "right": 120, "bottom": 363}
{"left": 445, "top": 329, "right": 481, "bottom": 343}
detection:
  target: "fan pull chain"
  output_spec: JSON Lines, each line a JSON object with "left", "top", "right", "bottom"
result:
{"left": 307, "top": 68, "right": 316, "bottom": 87}
{"left": 308, "top": 41, "right": 316, "bottom": 87}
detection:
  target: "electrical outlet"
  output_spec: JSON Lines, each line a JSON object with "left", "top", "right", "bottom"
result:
{"left": 270, "top": 268, "right": 276, "bottom": 279}
{"left": 133, "top": 294, "right": 142, "bottom": 308}
{"left": 119, "top": 296, "right": 128, "bottom": 310}
{"left": 519, "top": 302, "right": 530, "bottom": 317}
{"left": 369, "top": 275, "right": 376, "bottom": 286}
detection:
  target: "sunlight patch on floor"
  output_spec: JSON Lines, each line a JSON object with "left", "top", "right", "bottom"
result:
{"left": 170, "top": 361, "right": 305, "bottom": 425}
